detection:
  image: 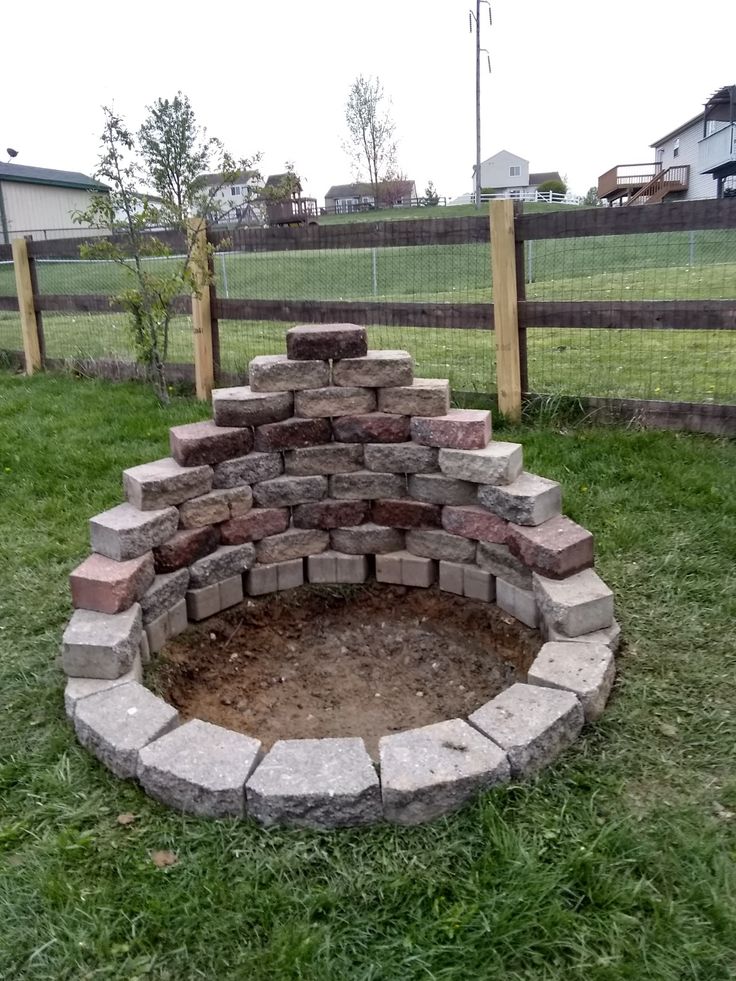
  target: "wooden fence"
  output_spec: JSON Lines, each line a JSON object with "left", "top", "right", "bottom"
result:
{"left": 1, "top": 199, "right": 735, "bottom": 432}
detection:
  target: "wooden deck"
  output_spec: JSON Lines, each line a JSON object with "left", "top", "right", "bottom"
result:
{"left": 598, "top": 163, "right": 689, "bottom": 204}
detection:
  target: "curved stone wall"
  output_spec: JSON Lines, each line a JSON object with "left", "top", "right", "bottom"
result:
{"left": 61, "top": 324, "right": 619, "bottom": 828}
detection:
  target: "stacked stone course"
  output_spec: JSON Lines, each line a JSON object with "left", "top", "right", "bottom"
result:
{"left": 61, "top": 324, "right": 619, "bottom": 828}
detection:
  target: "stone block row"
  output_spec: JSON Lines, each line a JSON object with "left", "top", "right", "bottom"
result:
{"left": 66, "top": 651, "right": 614, "bottom": 824}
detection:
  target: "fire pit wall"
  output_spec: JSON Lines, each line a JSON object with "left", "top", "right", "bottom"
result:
{"left": 61, "top": 324, "right": 619, "bottom": 829}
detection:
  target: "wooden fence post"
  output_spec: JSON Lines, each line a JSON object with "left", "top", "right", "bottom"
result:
{"left": 187, "top": 217, "right": 215, "bottom": 401}
{"left": 11, "top": 237, "right": 43, "bottom": 375}
{"left": 490, "top": 200, "right": 522, "bottom": 422}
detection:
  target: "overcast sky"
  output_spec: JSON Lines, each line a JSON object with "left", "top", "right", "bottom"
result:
{"left": 3, "top": 0, "right": 736, "bottom": 202}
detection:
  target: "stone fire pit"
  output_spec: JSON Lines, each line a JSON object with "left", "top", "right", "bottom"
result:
{"left": 61, "top": 324, "right": 619, "bottom": 828}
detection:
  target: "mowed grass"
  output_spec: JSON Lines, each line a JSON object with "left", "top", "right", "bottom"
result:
{"left": 1, "top": 371, "right": 735, "bottom": 980}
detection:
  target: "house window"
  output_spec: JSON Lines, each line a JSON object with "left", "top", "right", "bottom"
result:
{"left": 231, "top": 185, "right": 241, "bottom": 196}
{"left": 509, "top": 165, "right": 521, "bottom": 177}
{"left": 673, "top": 139, "right": 680, "bottom": 159}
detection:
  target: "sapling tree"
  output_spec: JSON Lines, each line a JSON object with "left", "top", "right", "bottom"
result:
{"left": 74, "top": 98, "right": 260, "bottom": 403}
{"left": 344, "top": 75, "right": 398, "bottom": 200}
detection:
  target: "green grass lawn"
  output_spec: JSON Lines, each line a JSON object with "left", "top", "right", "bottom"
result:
{"left": 1, "top": 372, "right": 735, "bottom": 979}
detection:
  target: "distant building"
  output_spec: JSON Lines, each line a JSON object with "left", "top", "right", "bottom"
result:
{"left": 598, "top": 85, "right": 736, "bottom": 205}
{"left": 475, "top": 151, "right": 562, "bottom": 197}
{"left": 323, "top": 180, "right": 417, "bottom": 214}
{"left": 198, "top": 170, "right": 262, "bottom": 224}
{"left": 0, "top": 162, "right": 108, "bottom": 243}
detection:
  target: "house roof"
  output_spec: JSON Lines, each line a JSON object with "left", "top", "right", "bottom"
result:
{"left": 325, "top": 180, "right": 415, "bottom": 199}
{"left": 198, "top": 170, "right": 259, "bottom": 187}
{"left": 0, "top": 162, "right": 108, "bottom": 192}
{"left": 529, "top": 171, "right": 561, "bottom": 185}
{"left": 481, "top": 150, "right": 529, "bottom": 165}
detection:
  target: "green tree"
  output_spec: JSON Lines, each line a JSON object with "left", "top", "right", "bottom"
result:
{"left": 74, "top": 101, "right": 259, "bottom": 403}
{"left": 424, "top": 180, "right": 439, "bottom": 206}
{"left": 344, "top": 75, "right": 397, "bottom": 201}
{"left": 583, "top": 185, "right": 601, "bottom": 206}
{"left": 537, "top": 178, "right": 567, "bottom": 196}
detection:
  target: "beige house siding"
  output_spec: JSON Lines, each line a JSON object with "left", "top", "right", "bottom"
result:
{"left": 654, "top": 118, "right": 725, "bottom": 201}
{"left": 1, "top": 182, "right": 104, "bottom": 240}
{"left": 478, "top": 151, "right": 529, "bottom": 191}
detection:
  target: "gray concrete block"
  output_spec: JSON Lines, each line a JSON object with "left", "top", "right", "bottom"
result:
{"left": 188, "top": 543, "right": 256, "bottom": 588}
{"left": 408, "top": 473, "right": 477, "bottom": 506}
{"left": 528, "top": 641, "right": 616, "bottom": 722}
{"left": 247, "top": 564, "right": 278, "bottom": 596}
{"left": 332, "top": 350, "right": 413, "bottom": 388}
{"left": 295, "top": 386, "right": 376, "bottom": 418}
{"left": 168, "top": 598, "right": 189, "bottom": 638}
{"left": 249, "top": 354, "right": 330, "bottom": 392}
{"left": 375, "top": 552, "right": 402, "bottom": 584}
{"left": 255, "top": 528, "right": 329, "bottom": 564}
{"left": 186, "top": 584, "right": 220, "bottom": 621}
{"left": 308, "top": 551, "right": 367, "bottom": 583}
{"left": 178, "top": 486, "right": 253, "bottom": 528}
{"left": 137, "top": 719, "right": 262, "bottom": 817}
{"left": 278, "top": 558, "right": 304, "bottom": 590}
{"left": 64, "top": 654, "right": 143, "bottom": 720}
{"left": 145, "top": 611, "right": 168, "bottom": 655}
{"left": 62, "top": 604, "right": 143, "bottom": 680}
{"left": 330, "top": 471, "right": 408, "bottom": 500}
{"left": 211, "top": 385, "right": 293, "bottom": 427}
{"left": 380, "top": 719, "right": 510, "bottom": 825}
{"left": 252, "top": 475, "right": 327, "bottom": 508}
{"left": 139, "top": 631, "right": 150, "bottom": 665}
{"left": 74, "top": 682, "right": 179, "bottom": 779}
{"left": 284, "top": 443, "right": 364, "bottom": 476}
{"left": 140, "top": 569, "right": 190, "bottom": 625}
{"left": 439, "top": 442, "right": 523, "bottom": 485}
{"left": 90, "top": 503, "right": 179, "bottom": 561}
{"left": 476, "top": 541, "right": 533, "bottom": 590}
{"left": 405, "top": 529, "right": 476, "bottom": 563}
{"left": 478, "top": 472, "right": 561, "bottom": 527}
{"left": 246, "top": 737, "right": 381, "bottom": 828}
{"left": 401, "top": 552, "right": 436, "bottom": 588}
{"left": 123, "top": 458, "right": 213, "bottom": 511}
{"left": 496, "top": 578, "right": 539, "bottom": 628}
{"left": 363, "top": 442, "right": 440, "bottom": 474}
{"left": 439, "top": 560, "right": 465, "bottom": 595}
{"left": 331, "top": 524, "right": 404, "bottom": 555}
{"left": 464, "top": 566, "right": 495, "bottom": 602}
{"left": 468, "top": 683, "right": 584, "bottom": 778}
{"left": 212, "top": 452, "right": 283, "bottom": 489}
{"left": 533, "top": 569, "right": 614, "bottom": 637}
{"left": 219, "top": 573, "right": 244, "bottom": 610}
{"left": 378, "top": 378, "right": 450, "bottom": 417}
{"left": 545, "top": 618, "right": 621, "bottom": 653}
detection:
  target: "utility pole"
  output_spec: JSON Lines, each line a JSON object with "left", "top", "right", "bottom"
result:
{"left": 469, "top": 2, "right": 492, "bottom": 208}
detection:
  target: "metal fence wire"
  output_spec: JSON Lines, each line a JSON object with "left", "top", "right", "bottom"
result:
{"left": 522, "top": 229, "right": 736, "bottom": 404}
{"left": 0, "top": 259, "right": 22, "bottom": 353}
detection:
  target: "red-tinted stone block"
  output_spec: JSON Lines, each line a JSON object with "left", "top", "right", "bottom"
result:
{"left": 153, "top": 526, "right": 220, "bottom": 573}
{"left": 254, "top": 417, "right": 332, "bottom": 452}
{"left": 219, "top": 508, "right": 290, "bottom": 545}
{"left": 371, "top": 499, "right": 441, "bottom": 529}
{"left": 507, "top": 515, "right": 594, "bottom": 579}
{"left": 286, "top": 323, "right": 368, "bottom": 361}
{"left": 410, "top": 409, "right": 491, "bottom": 450}
{"left": 169, "top": 420, "right": 253, "bottom": 467}
{"left": 70, "top": 552, "right": 155, "bottom": 615}
{"left": 293, "top": 500, "right": 369, "bottom": 530}
{"left": 332, "top": 413, "right": 410, "bottom": 444}
{"left": 442, "top": 505, "right": 508, "bottom": 543}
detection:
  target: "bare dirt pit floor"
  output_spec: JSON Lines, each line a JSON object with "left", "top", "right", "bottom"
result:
{"left": 152, "top": 582, "right": 542, "bottom": 758}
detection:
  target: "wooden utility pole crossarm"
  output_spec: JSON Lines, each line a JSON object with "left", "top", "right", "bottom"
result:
{"left": 11, "top": 238, "right": 43, "bottom": 375}
{"left": 187, "top": 217, "right": 215, "bottom": 401}
{"left": 489, "top": 200, "right": 522, "bottom": 422}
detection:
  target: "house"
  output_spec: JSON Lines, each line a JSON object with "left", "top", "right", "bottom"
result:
{"left": 323, "top": 180, "right": 417, "bottom": 214}
{"left": 262, "top": 173, "right": 318, "bottom": 227}
{"left": 199, "top": 170, "right": 262, "bottom": 224}
{"left": 598, "top": 85, "right": 736, "bottom": 205}
{"left": 0, "top": 162, "right": 109, "bottom": 244}
{"left": 474, "top": 151, "right": 563, "bottom": 197}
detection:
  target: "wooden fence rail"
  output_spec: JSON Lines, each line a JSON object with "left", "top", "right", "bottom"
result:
{"left": 1, "top": 198, "right": 735, "bottom": 432}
